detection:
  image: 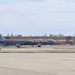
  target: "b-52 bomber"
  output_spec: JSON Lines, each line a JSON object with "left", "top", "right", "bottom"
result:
{"left": 0, "top": 34, "right": 57, "bottom": 47}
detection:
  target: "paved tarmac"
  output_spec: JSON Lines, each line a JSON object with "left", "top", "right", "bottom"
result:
{"left": 0, "top": 53, "right": 75, "bottom": 75}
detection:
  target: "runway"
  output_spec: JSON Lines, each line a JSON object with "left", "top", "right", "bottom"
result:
{"left": 0, "top": 53, "right": 75, "bottom": 75}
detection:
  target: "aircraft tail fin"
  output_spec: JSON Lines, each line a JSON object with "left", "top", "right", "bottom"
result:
{"left": 0, "top": 34, "right": 5, "bottom": 40}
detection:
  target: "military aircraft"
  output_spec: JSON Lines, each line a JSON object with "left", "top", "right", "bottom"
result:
{"left": 29, "top": 39, "right": 57, "bottom": 47}
{"left": 0, "top": 34, "right": 57, "bottom": 47}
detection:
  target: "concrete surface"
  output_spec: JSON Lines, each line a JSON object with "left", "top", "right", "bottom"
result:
{"left": 0, "top": 53, "right": 75, "bottom": 75}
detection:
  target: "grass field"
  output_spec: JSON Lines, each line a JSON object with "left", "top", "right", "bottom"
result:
{"left": 0, "top": 45, "right": 75, "bottom": 53}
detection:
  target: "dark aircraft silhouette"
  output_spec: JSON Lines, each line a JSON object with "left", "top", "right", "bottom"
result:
{"left": 0, "top": 34, "right": 57, "bottom": 47}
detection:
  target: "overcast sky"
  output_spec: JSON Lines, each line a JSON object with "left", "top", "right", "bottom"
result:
{"left": 0, "top": 0, "right": 75, "bottom": 36}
